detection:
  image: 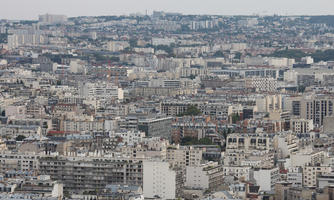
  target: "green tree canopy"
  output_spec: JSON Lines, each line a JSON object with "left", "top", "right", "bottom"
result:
{"left": 180, "top": 137, "right": 213, "bottom": 145}
{"left": 16, "top": 135, "right": 26, "bottom": 141}
{"left": 178, "top": 105, "right": 201, "bottom": 116}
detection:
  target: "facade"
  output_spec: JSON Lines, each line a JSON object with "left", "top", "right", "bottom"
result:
{"left": 287, "top": 167, "right": 303, "bottom": 188}
{"left": 222, "top": 166, "right": 252, "bottom": 181}
{"left": 290, "top": 151, "right": 325, "bottom": 167}
{"left": 62, "top": 120, "right": 104, "bottom": 133}
{"left": 161, "top": 101, "right": 195, "bottom": 116}
{"left": 80, "top": 82, "right": 124, "bottom": 100}
{"left": 275, "top": 133, "right": 299, "bottom": 158}
{"left": 185, "top": 162, "right": 224, "bottom": 190}
{"left": 0, "top": 152, "right": 40, "bottom": 173}
{"left": 166, "top": 145, "right": 202, "bottom": 168}
{"left": 226, "top": 133, "right": 273, "bottom": 152}
{"left": 245, "top": 77, "right": 278, "bottom": 92}
{"left": 303, "top": 165, "right": 331, "bottom": 187}
{"left": 290, "top": 118, "right": 314, "bottom": 133}
{"left": 318, "top": 173, "right": 334, "bottom": 189}
{"left": 253, "top": 167, "right": 280, "bottom": 192}
{"left": 39, "top": 14, "right": 67, "bottom": 24}
{"left": 138, "top": 117, "right": 173, "bottom": 139}
{"left": 300, "top": 96, "right": 334, "bottom": 126}
{"left": 39, "top": 156, "right": 143, "bottom": 193}
{"left": 143, "top": 160, "right": 182, "bottom": 200}
{"left": 111, "top": 130, "right": 146, "bottom": 146}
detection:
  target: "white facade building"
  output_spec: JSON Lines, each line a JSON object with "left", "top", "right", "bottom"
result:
{"left": 111, "top": 130, "right": 145, "bottom": 146}
{"left": 185, "top": 162, "right": 224, "bottom": 190}
{"left": 39, "top": 14, "right": 67, "bottom": 24}
{"left": 143, "top": 161, "right": 179, "bottom": 200}
{"left": 287, "top": 167, "right": 303, "bottom": 188}
{"left": 80, "top": 82, "right": 124, "bottom": 100}
{"left": 290, "top": 118, "right": 314, "bottom": 133}
{"left": 253, "top": 167, "right": 279, "bottom": 192}
{"left": 245, "top": 77, "right": 278, "bottom": 92}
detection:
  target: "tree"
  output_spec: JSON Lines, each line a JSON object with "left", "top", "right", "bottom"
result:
{"left": 110, "top": 56, "right": 120, "bottom": 62}
{"left": 298, "top": 85, "right": 306, "bottom": 93}
{"left": 129, "top": 38, "right": 138, "bottom": 47}
{"left": 178, "top": 105, "right": 201, "bottom": 116}
{"left": 0, "top": 33, "right": 8, "bottom": 43}
{"left": 231, "top": 113, "right": 240, "bottom": 124}
{"left": 188, "top": 74, "right": 197, "bottom": 80}
{"left": 234, "top": 52, "right": 242, "bottom": 60}
{"left": 16, "top": 135, "right": 26, "bottom": 141}
{"left": 213, "top": 50, "right": 224, "bottom": 57}
{"left": 269, "top": 49, "right": 306, "bottom": 61}
{"left": 198, "top": 137, "right": 214, "bottom": 145}
{"left": 180, "top": 136, "right": 214, "bottom": 145}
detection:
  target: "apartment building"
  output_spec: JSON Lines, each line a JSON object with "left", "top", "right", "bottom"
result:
{"left": 303, "top": 165, "right": 331, "bottom": 187}
{"left": 160, "top": 101, "right": 196, "bottom": 116}
{"left": 290, "top": 118, "right": 314, "bottom": 133}
{"left": 143, "top": 160, "right": 183, "bottom": 200}
{"left": 138, "top": 117, "right": 173, "bottom": 139}
{"left": 161, "top": 101, "right": 231, "bottom": 120}
{"left": 226, "top": 133, "right": 273, "bottom": 152}
{"left": 39, "top": 156, "right": 143, "bottom": 193}
{"left": 62, "top": 120, "right": 104, "bottom": 133}
{"left": 253, "top": 167, "right": 280, "bottom": 192}
{"left": 185, "top": 162, "right": 224, "bottom": 190}
{"left": 287, "top": 167, "right": 303, "bottom": 188}
{"left": 300, "top": 95, "right": 334, "bottom": 126}
{"left": 290, "top": 150, "right": 325, "bottom": 167}
{"left": 39, "top": 14, "right": 67, "bottom": 24}
{"left": 222, "top": 166, "right": 252, "bottom": 181}
{"left": 256, "top": 94, "right": 282, "bottom": 113}
{"left": 245, "top": 77, "right": 278, "bottom": 92}
{"left": 80, "top": 82, "right": 124, "bottom": 100}
{"left": 275, "top": 133, "right": 299, "bottom": 158}
{"left": 166, "top": 145, "right": 202, "bottom": 168}
{"left": 111, "top": 130, "right": 146, "bottom": 146}
{"left": 0, "top": 152, "right": 40, "bottom": 173}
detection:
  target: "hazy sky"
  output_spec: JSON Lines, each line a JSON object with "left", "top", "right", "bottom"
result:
{"left": 1, "top": 0, "right": 334, "bottom": 20}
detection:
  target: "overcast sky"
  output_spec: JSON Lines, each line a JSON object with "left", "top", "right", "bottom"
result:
{"left": 1, "top": 0, "right": 334, "bottom": 20}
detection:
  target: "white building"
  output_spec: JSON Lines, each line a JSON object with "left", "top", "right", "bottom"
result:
{"left": 185, "top": 162, "right": 224, "bottom": 190}
{"left": 275, "top": 133, "right": 298, "bottom": 158}
{"left": 152, "top": 38, "right": 175, "bottom": 46}
{"left": 245, "top": 77, "right": 278, "bottom": 92}
{"left": 267, "top": 57, "right": 295, "bottom": 67}
{"left": 111, "top": 130, "right": 145, "bottom": 146}
{"left": 290, "top": 118, "right": 314, "bottom": 133}
{"left": 287, "top": 167, "right": 303, "bottom": 188}
{"left": 166, "top": 145, "right": 202, "bottom": 168}
{"left": 39, "top": 14, "right": 67, "bottom": 24}
{"left": 222, "top": 166, "right": 252, "bottom": 181}
{"left": 256, "top": 94, "right": 282, "bottom": 113}
{"left": 303, "top": 165, "right": 331, "bottom": 187}
{"left": 143, "top": 160, "right": 181, "bottom": 200}
{"left": 107, "top": 41, "right": 130, "bottom": 52}
{"left": 301, "top": 56, "right": 314, "bottom": 64}
{"left": 318, "top": 173, "right": 334, "bottom": 189}
{"left": 253, "top": 167, "right": 279, "bottom": 192}
{"left": 80, "top": 82, "right": 124, "bottom": 100}
{"left": 8, "top": 32, "right": 47, "bottom": 49}
{"left": 290, "top": 150, "right": 325, "bottom": 167}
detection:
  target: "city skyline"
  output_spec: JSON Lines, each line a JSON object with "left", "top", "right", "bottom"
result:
{"left": 1, "top": 0, "right": 334, "bottom": 20}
